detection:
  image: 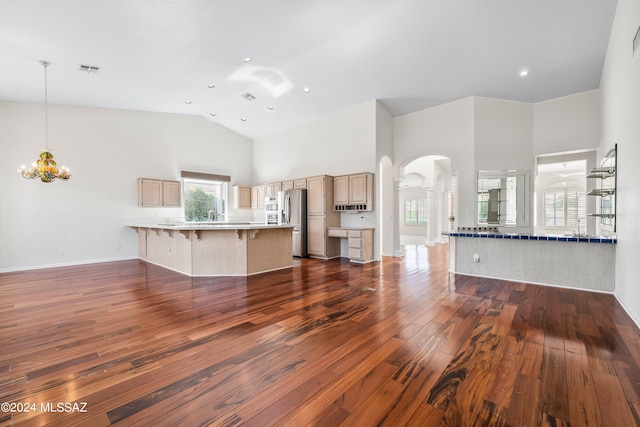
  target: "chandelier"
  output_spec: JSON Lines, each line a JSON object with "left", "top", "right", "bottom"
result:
{"left": 18, "top": 60, "right": 71, "bottom": 183}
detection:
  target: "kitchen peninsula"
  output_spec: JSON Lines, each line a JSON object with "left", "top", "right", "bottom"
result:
{"left": 447, "top": 231, "right": 616, "bottom": 292}
{"left": 129, "top": 223, "right": 294, "bottom": 276}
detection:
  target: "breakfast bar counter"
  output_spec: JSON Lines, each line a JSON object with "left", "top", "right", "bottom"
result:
{"left": 129, "top": 223, "right": 294, "bottom": 276}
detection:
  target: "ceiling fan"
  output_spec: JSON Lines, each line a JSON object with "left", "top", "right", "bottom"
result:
{"left": 554, "top": 162, "right": 585, "bottom": 177}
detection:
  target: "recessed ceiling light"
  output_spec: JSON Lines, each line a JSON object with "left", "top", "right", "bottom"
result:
{"left": 209, "top": 113, "right": 216, "bottom": 117}
{"left": 184, "top": 100, "right": 192, "bottom": 104}
{"left": 243, "top": 57, "right": 253, "bottom": 63}
{"left": 267, "top": 106, "right": 274, "bottom": 111}
{"left": 303, "top": 87, "right": 311, "bottom": 93}
{"left": 207, "top": 84, "right": 215, "bottom": 89}
{"left": 519, "top": 69, "right": 529, "bottom": 78}
{"left": 240, "top": 117, "right": 247, "bottom": 122}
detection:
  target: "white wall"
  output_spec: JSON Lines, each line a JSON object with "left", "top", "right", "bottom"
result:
{"left": 533, "top": 90, "right": 601, "bottom": 155}
{"left": 252, "top": 99, "right": 380, "bottom": 258}
{"left": 252, "top": 100, "right": 377, "bottom": 183}
{"left": 0, "top": 102, "right": 252, "bottom": 271}
{"left": 600, "top": 0, "right": 640, "bottom": 326}
{"left": 394, "top": 97, "right": 475, "bottom": 228}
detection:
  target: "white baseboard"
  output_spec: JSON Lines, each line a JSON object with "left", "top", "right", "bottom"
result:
{"left": 0, "top": 256, "right": 138, "bottom": 274}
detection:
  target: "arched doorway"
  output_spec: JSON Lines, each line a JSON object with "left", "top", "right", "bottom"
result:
{"left": 399, "top": 155, "right": 454, "bottom": 247}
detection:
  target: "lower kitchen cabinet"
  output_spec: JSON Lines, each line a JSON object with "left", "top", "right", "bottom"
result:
{"left": 308, "top": 216, "right": 340, "bottom": 258}
{"left": 327, "top": 227, "right": 374, "bottom": 263}
{"left": 307, "top": 216, "right": 326, "bottom": 256}
{"left": 347, "top": 229, "right": 373, "bottom": 262}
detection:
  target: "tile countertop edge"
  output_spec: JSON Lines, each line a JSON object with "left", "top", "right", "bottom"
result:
{"left": 443, "top": 232, "right": 617, "bottom": 244}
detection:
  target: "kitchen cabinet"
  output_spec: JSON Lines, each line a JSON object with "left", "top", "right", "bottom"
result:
{"left": 333, "top": 172, "right": 374, "bottom": 211}
{"left": 327, "top": 227, "right": 374, "bottom": 263}
{"left": 162, "top": 181, "right": 181, "bottom": 207}
{"left": 307, "top": 216, "right": 326, "bottom": 255}
{"left": 306, "top": 175, "right": 340, "bottom": 258}
{"left": 281, "top": 180, "right": 294, "bottom": 191}
{"left": 265, "top": 182, "right": 282, "bottom": 197}
{"left": 294, "top": 178, "right": 307, "bottom": 189}
{"left": 347, "top": 229, "right": 373, "bottom": 262}
{"left": 334, "top": 176, "right": 349, "bottom": 205}
{"left": 251, "top": 186, "right": 265, "bottom": 209}
{"left": 138, "top": 178, "right": 181, "bottom": 207}
{"left": 233, "top": 186, "right": 251, "bottom": 209}
{"left": 307, "top": 176, "right": 326, "bottom": 216}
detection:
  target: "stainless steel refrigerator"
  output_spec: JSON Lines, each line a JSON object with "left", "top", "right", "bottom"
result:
{"left": 280, "top": 189, "right": 308, "bottom": 257}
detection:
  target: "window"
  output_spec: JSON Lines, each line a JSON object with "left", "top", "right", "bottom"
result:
{"left": 404, "top": 199, "right": 427, "bottom": 225}
{"left": 181, "top": 171, "right": 229, "bottom": 222}
{"left": 544, "top": 189, "right": 585, "bottom": 227}
{"left": 477, "top": 192, "right": 489, "bottom": 224}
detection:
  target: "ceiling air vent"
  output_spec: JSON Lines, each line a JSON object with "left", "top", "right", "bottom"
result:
{"left": 78, "top": 64, "right": 100, "bottom": 73}
{"left": 241, "top": 92, "right": 256, "bottom": 101}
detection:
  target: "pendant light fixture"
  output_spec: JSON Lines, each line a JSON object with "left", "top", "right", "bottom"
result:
{"left": 18, "top": 60, "right": 71, "bottom": 183}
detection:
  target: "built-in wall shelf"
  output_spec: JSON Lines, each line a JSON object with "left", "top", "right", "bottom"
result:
{"left": 587, "top": 144, "right": 616, "bottom": 232}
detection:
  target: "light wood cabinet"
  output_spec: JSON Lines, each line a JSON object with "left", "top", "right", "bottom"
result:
{"left": 334, "top": 176, "right": 349, "bottom": 205}
{"left": 251, "top": 186, "right": 266, "bottom": 209}
{"left": 307, "top": 175, "right": 327, "bottom": 216}
{"left": 294, "top": 178, "right": 307, "bottom": 189}
{"left": 347, "top": 229, "right": 373, "bottom": 262}
{"left": 138, "top": 178, "right": 181, "bottom": 207}
{"left": 327, "top": 227, "right": 374, "bottom": 263}
{"left": 306, "top": 175, "right": 340, "bottom": 258}
{"left": 281, "top": 180, "right": 294, "bottom": 191}
{"left": 333, "top": 172, "right": 374, "bottom": 211}
{"left": 265, "top": 182, "right": 281, "bottom": 197}
{"left": 233, "top": 186, "right": 252, "bottom": 209}
{"left": 307, "top": 216, "right": 326, "bottom": 255}
{"left": 162, "top": 181, "right": 181, "bottom": 207}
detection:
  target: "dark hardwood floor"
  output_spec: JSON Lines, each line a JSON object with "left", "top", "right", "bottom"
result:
{"left": 1, "top": 244, "right": 639, "bottom": 426}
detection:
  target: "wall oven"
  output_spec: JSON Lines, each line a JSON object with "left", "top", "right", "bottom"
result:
{"left": 264, "top": 195, "right": 281, "bottom": 225}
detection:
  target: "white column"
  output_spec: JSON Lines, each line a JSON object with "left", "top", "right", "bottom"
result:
{"left": 426, "top": 189, "right": 436, "bottom": 246}
{"left": 393, "top": 177, "right": 404, "bottom": 257}
{"left": 437, "top": 190, "right": 447, "bottom": 243}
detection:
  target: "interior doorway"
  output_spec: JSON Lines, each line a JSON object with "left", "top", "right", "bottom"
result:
{"left": 399, "top": 155, "right": 454, "bottom": 247}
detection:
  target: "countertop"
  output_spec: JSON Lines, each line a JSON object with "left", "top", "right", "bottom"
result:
{"left": 327, "top": 226, "right": 375, "bottom": 231}
{"left": 128, "top": 222, "right": 294, "bottom": 231}
{"left": 444, "top": 231, "right": 616, "bottom": 244}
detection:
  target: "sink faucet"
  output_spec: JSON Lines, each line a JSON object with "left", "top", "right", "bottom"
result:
{"left": 575, "top": 219, "right": 582, "bottom": 236}
{"left": 207, "top": 210, "right": 214, "bottom": 222}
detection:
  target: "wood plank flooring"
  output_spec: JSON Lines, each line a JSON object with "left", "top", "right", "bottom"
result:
{"left": 1, "top": 244, "right": 639, "bottom": 426}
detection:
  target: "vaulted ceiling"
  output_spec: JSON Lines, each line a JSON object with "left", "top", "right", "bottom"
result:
{"left": 0, "top": 0, "right": 618, "bottom": 139}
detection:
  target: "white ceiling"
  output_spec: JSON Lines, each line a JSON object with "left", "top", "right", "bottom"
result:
{"left": 0, "top": 0, "right": 618, "bottom": 140}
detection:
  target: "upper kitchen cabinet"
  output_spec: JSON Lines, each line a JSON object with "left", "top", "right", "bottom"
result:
{"left": 264, "top": 182, "right": 282, "bottom": 197}
{"left": 138, "top": 178, "right": 181, "bottom": 207}
{"left": 233, "top": 186, "right": 252, "bottom": 209}
{"left": 162, "top": 181, "right": 182, "bottom": 207}
{"left": 307, "top": 175, "right": 330, "bottom": 216}
{"left": 281, "top": 180, "right": 294, "bottom": 191}
{"left": 333, "top": 173, "right": 374, "bottom": 211}
{"left": 251, "top": 185, "right": 266, "bottom": 209}
{"left": 294, "top": 178, "right": 307, "bottom": 189}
